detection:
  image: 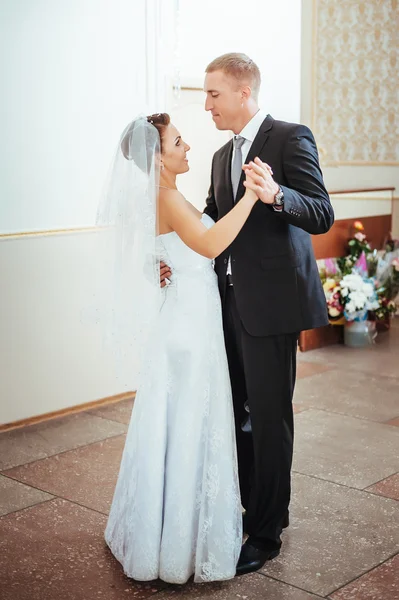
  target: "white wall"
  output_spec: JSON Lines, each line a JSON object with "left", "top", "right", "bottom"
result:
{"left": 329, "top": 190, "right": 393, "bottom": 221}
{"left": 0, "top": 0, "right": 171, "bottom": 235}
{"left": 178, "top": 0, "right": 302, "bottom": 123}
{"left": 0, "top": 0, "right": 173, "bottom": 425}
{"left": 170, "top": 91, "right": 231, "bottom": 210}
{"left": 170, "top": 0, "right": 302, "bottom": 210}
{"left": 1, "top": 232, "right": 125, "bottom": 424}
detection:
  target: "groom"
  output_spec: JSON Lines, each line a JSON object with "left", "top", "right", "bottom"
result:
{"left": 161, "top": 53, "right": 334, "bottom": 575}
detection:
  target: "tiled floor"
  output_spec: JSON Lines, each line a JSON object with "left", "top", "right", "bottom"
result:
{"left": 1, "top": 320, "right": 398, "bottom": 599}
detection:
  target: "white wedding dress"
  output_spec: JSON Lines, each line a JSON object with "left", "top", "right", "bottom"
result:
{"left": 104, "top": 213, "right": 242, "bottom": 584}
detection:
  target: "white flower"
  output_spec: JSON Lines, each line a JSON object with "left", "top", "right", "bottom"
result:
{"left": 341, "top": 273, "right": 362, "bottom": 292}
{"left": 341, "top": 271, "right": 378, "bottom": 318}
{"left": 368, "top": 299, "right": 380, "bottom": 310}
{"left": 346, "top": 299, "right": 356, "bottom": 314}
{"left": 362, "top": 284, "right": 374, "bottom": 300}
{"left": 349, "top": 290, "right": 366, "bottom": 309}
{"left": 354, "top": 232, "right": 366, "bottom": 242}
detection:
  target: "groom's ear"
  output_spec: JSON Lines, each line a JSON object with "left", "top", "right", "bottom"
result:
{"left": 241, "top": 85, "right": 252, "bottom": 101}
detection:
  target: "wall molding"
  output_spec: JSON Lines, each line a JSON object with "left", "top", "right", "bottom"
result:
{"left": 329, "top": 187, "right": 395, "bottom": 195}
{"left": 2, "top": 189, "right": 395, "bottom": 238}
{"left": 0, "top": 226, "right": 102, "bottom": 241}
{"left": 0, "top": 391, "right": 135, "bottom": 433}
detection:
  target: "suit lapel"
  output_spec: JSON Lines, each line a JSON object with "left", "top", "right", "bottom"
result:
{"left": 235, "top": 114, "right": 274, "bottom": 203}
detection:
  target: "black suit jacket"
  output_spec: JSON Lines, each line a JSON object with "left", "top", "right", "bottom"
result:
{"left": 204, "top": 114, "right": 334, "bottom": 337}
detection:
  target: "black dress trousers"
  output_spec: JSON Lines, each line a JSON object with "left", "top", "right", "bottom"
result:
{"left": 223, "top": 284, "right": 298, "bottom": 551}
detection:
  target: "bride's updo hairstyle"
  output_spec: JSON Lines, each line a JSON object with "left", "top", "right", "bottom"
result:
{"left": 120, "top": 113, "right": 170, "bottom": 173}
{"left": 146, "top": 112, "right": 170, "bottom": 145}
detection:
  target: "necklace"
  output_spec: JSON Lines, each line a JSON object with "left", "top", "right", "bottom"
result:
{"left": 158, "top": 185, "right": 176, "bottom": 190}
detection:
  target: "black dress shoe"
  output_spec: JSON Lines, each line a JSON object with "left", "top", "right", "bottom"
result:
{"left": 236, "top": 541, "right": 280, "bottom": 576}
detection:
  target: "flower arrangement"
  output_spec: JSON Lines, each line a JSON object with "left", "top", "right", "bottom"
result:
{"left": 319, "top": 221, "right": 399, "bottom": 326}
{"left": 373, "top": 256, "right": 399, "bottom": 321}
{"left": 322, "top": 276, "right": 344, "bottom": 320}
{"left": 340, "top": 272, "right": 380, "bottom": 321}
{"left": 337, "top": 221, "right": 371, "bottom": 276}
{"left": 322, "top": 271, "right": 379, "bottom": 322}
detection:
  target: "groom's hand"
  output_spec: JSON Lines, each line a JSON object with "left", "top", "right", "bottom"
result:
{"left": 160, "top": 261, "right": 172, "bottom": 288}
{"left": 243, "top": 157, "right": 279, "bottom": 205}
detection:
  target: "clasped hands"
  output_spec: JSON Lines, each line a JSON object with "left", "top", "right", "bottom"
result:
{"left": 160, "top": 157, "right": 279, "bottom": 287}
{"left": 243, "top": 157, "right": 279, "bottom": 205}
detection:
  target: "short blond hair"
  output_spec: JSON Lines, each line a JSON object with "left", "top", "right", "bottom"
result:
{"left": 206, "top": 53, "right": 261, "bottom": 99}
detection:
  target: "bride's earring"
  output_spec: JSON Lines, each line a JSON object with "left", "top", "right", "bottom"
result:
{"left": 161, "top": 163, "right": 165, "bottom": 171}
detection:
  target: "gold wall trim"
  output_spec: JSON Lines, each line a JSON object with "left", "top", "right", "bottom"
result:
{"left": 0, "top": 225, "right": 102, "bottom": 241}
{"left": 179, "top": 86, "right": 203, "bottom": 91}
{"left": 329, "top": 187, "right": 394, "bottom": 195}
{"left": 329, "top": 195, "right": 393, "bottom": 202}
{"left": 0, "top": 391, "right": 136, "bottom": 433}
{"left": 321, "top": 162, "right": 399, "bottom": 167}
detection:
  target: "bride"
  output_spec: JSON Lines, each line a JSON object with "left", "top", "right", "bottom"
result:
{"left": 101, "top": 113, "right": 259, "bottom": 584}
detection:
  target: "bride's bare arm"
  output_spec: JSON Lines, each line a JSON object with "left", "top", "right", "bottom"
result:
{"left": 160, "top": 188, "right": 257, "bottom": 260}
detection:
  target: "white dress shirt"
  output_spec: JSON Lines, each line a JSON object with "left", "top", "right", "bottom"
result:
{"left": 227, "top": 109, "right": 267, "bottom": 276}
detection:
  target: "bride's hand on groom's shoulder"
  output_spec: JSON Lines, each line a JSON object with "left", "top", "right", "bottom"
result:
{"left": 243, "top": 157, "right": 279, "bottom": 205}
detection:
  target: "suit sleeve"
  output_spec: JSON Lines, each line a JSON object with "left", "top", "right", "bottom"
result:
{"left": 274, "top": 125, "right": 334, "bottom": 235}
{"left": 203, "top": 156, "right": 218, "bottom": 221}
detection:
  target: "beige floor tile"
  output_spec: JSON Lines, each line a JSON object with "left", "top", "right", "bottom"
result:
{"left": 4, "top": 435, "right": 126, "bottom": 514}
{"left": 261, "top": 473, "right": 399, "bottom": 597}
{"left": 293, "top": 370, "right": 399, "bottom": 422}
{"left": 156, "top": 572, "right": 320, "bottom": 599}
{"left": 297, "top": 345, "right": 399, "bottom": 379}
{"left": 0, "top": 413, "right": 127, "bottom": 470}
{"left": 0, "top": 498, "right": 165, "bottom": 600}
{"left": 0, "top": 474, "right": 53, "bottom": 516}
{"left": 293, "top": 409, "right": 399, "bottom": 489}
{"left": 293, "top": 404, "right": 309, "bottom": 415}
{"left": 385, "top": 416, "right": 399, "bottom": 427}
{"left": 366, "top": 473, "right": 399, "bottom": 501}
{"left": 87, "top": 397, "right": 135, "bottom": 425}
{"left": 296, "top": 319, "right": 399, "bottom": 380}
{"left": 329, "top": 553, "right": 399, "bottom": 599}
{"left": 297, "top": 362, "right": 334, "bottom": 380}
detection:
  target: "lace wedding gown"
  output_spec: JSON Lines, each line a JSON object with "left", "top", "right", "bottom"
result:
{"left": 104, "top": 213, "right": 242, "bottom": 584}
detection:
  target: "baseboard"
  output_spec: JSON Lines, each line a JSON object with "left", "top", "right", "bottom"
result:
{"left": 299, "top": 325, "right": 344, "bottom": 352}
{"left": 0, "top": 391, "right": 136, "bottom": 433}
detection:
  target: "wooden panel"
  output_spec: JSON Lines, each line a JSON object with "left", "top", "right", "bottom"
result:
{"left": 299, "top": 324, "right": 343, "bottom": 352}
{"left": 311, "top": 214, "right": 392, "bottom": 260}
